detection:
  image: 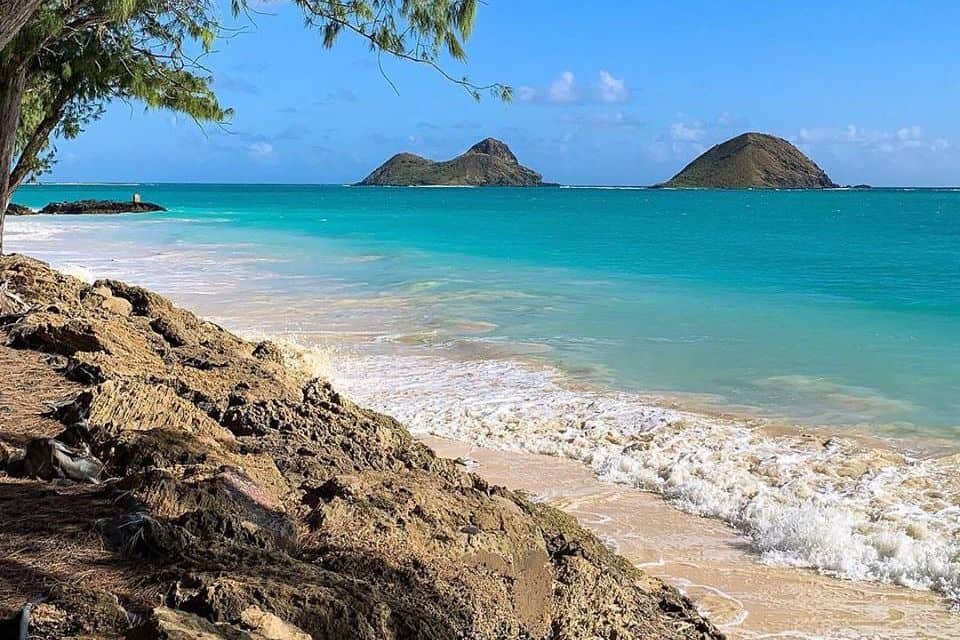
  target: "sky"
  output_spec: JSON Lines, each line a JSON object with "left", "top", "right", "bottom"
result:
{"left": 40, "top": 1, "right": 960, "bottom": 186}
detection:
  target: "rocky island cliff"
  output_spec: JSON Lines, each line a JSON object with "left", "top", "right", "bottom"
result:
{"left": 662, "top": 132, "right": 837, "bottom": 189}
{"left": 358, "top": 138, "right": 547, "bottom": 186}
{"left": 0, "top": 255, "right": 721, "bottom": 639}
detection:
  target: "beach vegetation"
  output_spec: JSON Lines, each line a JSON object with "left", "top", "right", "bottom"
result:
{"left": 0, "top": 0, "right": 508, "bottom": 253}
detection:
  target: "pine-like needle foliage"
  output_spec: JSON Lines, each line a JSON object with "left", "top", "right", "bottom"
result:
{"left": 6, "top": 0, "right": 228, "bottom": 187}
{"left": 1, "top": 0, "right": 506, "bottom": 195}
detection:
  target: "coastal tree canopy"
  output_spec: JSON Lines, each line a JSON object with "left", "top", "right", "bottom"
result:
{"left": 0, "top": 0, "right": 43, "bottom": 50}
{"left": 0, "top": 0, "right": 507, "bottom": 253}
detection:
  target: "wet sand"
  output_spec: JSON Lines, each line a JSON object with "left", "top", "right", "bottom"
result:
{"left": 423, "top": 436, "right": 960, "bottom": 639}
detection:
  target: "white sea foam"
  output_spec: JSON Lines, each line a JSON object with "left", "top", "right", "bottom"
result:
{"left": 323, "top": 350, "right": 960, "bottom": 605}
{"left": 60, "top": 264, "right": 96, "bottom": 283}
{"left": 5, "top": 218, "right": 67, "bottom": 242}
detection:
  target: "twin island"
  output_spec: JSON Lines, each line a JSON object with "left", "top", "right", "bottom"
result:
{"left": 357, "top": 132, "right": 843, "bottom": 189}
{"left": 6, "top": 132, "right": 852, "bottom": 217}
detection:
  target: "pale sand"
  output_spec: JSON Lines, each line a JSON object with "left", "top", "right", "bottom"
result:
{"left": 423, "top": 436, "right": 960, "bottom": 640}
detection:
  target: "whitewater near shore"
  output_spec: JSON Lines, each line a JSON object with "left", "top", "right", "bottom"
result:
{"left": 423, "top": 437, "right": 960, "bottom": 639}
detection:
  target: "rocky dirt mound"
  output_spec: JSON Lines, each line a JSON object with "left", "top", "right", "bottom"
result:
{"left": 0, "top": 255, "right": 721, "bottom": 639}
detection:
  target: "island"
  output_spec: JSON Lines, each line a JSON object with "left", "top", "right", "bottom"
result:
{"left": 358, "top": 138, "right": 548, "bottom": 186}
{"left": 660, "top": 132, "right": 838, "bottom": 189}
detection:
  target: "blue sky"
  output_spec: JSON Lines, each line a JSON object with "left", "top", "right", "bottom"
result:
{"left": 42, "top": 1, "right": 960, "bottom": 186}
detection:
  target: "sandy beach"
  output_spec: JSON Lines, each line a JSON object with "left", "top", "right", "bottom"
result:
{"left": 425, "top": 436, "right": 960, "bottom": 639}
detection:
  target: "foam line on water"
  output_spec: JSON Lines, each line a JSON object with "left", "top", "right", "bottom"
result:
{"left": 321, "top": 349, "right": 960, "bottom": 606}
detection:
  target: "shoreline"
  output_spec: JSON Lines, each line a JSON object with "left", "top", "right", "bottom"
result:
{"left": 322, "top": 347, "right": 960, "bottom": 606}
{"left": 422, "top": 435, "right": 960, "bottom": 639}
{"left": 7, "top": 210, "right": 960, "bottom": 628}
{"left": 0, "top": 254, "right": 721, "bottom": 638}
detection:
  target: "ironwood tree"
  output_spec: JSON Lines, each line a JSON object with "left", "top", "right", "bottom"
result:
{"left": 0, "top": 0, "right": 507, "bottom": 253}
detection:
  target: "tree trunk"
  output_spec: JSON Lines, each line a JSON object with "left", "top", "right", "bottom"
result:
{"left": 0, "top": 63, "right": 26, "bottom": 255}
{"left": 0, "top": 0, "right": 42, "bottom": 50}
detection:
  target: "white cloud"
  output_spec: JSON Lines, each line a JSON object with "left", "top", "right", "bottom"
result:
{"left": 798, "top": 124, "right": 881, "bottom": 145}
{"left": 516, "top": 86, "right": 538, "bottom": 102}
{"left": 897, "top": 125, "right": 923, "bottom": 141}
{"left": 247, "top": 142, "right": 275, "bottom": 159}
{"left": 547, "top": 71, "right": 578, "bottom": 103}
{"left": 796, "top": 124, "right": 949, "bottom": 153}
{"left": 715, "top": 111, "right": 750, "bottom": 128}
{"left": 579, "top": 110, "right": 644, "bottom": 130}
{"left": 597, "top": 71, "right": 627, "bottom": 103}
{"left": 518, "top": 70, "right": 629, "bottom": 105}
{"left": 669, "top": 121, "right": 705, "bottom": 142}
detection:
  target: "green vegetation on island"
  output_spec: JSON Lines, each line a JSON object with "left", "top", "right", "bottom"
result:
{"left": 358, "top": 138, "right": 547, "bottom": 186}
{"left": 662, "top": 132, "right": 837, "bottom": 189}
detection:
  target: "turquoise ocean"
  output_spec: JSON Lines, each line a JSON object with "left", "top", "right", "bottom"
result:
{"left": 8, "top": 184, "right": 960, "bottom": 603}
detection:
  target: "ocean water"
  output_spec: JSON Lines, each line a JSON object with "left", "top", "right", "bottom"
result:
{"left": 8, "top": 183, "right": 960, "bottom": 605}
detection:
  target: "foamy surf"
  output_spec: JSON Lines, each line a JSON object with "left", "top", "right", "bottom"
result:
{"left": 322, "top": 349, "right": 960, "bottom": 606}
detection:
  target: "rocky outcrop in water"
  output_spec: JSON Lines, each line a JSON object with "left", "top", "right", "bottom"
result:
{"left": 662, "top": 132, "right": 837, "bottom": 189}
{"left": 358, "top": 138, "right": 547, "bottom": 186}
{"left": 0, "top": 255, "right": 721, "bottom": 639}
{"left": 5, "top": 203, "right": 33, "bottom": 215}
{"left": 37, "top": 199, "right": 166, "bottom": 214}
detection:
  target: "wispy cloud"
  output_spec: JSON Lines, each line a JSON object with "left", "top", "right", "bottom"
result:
{"left": 518, "top": 71, "right": 629, "bottom": 105}
{"left": 795, "top": 124, "right": 949, "bottom": 153}
{"left": 569, "top": 110, "right": 645, "bottom": 131}
{"left": 516, "top": 85, "right": 538, "bottom": 102}
{"left": 314, "top": 88, "right": 358, "bottom": 105}
{"left": 246, "top": 142, "right": 275, "bottom": 160}
{"left": 597, "top": 71, "right": 627, "bottom": 103}
{"left": 669, "top": 121, "right": 705, "bottom": 142}
{"left": 547, "top": 71, "right": 578, "bottom": 103}
{"left": 273, "top": 124, "right": 311, "bottom": 141}
{"left": 715, "top": 112, "right": 750, "bottom": 129}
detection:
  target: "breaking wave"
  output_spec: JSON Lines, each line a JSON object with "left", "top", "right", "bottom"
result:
{"left": 323, "top": 350, "right": 960, "bottom": 605}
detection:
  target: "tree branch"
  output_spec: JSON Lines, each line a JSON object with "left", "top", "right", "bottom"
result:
{"left": 9, "top": 80, "right": 75, "bottom": 191}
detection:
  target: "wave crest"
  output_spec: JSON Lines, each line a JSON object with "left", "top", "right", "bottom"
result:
{"left": 325, "top": 351, "right": 960, "bottom": 605}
